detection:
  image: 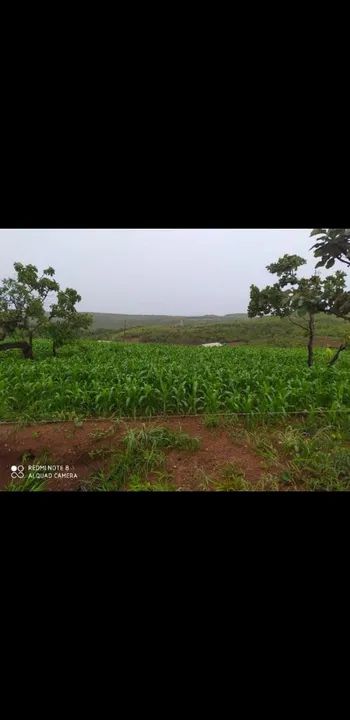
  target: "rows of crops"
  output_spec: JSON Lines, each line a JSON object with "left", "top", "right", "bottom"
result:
{"left": 1, "top": 341, "right": 350, "bottom": 421}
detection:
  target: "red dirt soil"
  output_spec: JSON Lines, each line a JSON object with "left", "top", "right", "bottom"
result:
{"left": 0, "top": 417, "right": 265, "bottom": 491}
{"left": 314, "top": 336, "right": 344, "bottom": 348}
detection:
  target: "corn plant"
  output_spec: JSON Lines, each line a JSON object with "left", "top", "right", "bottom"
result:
{"left": 1, "top": 340, "right": 350, "bottom": 421}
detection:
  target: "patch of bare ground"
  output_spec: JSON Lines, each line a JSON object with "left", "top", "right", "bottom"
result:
{"left": 226, "top": 341, "right": 247, "bottom": 346}
{"left": 314, "top": 336, "right": 343, "bottom": 348}
{"left": 161, "top": 418, "right": 264, "bottom": 490}
{"left": 119, "top": 337, "right": 141, "bottom": 343}
{"left": 0, "top": 417, "right": 269, "bottom": 491}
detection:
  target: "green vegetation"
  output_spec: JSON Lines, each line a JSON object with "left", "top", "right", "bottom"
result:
{"left": 196, "top": 413, "right": 350, "bottom": 492}
{"left": 103, "top": 313, "right": 349, "bottom": 347}
{"left": 89, "top": 312, "right": 247, "bottom": 331}
{"left": 208, "top": 463, "right": 251, "bottom": 492}
{"left": 124, "top": 426, "right": 200, "bottom": 451}
{"left": 6, "top": 451, "right": 53, "bottom": 491}
{"left": 249, "top": 254, "right": 350, "bottom": 366}
{"left": 8, "top": 412, "right": 350, "bottom": 491}
{"left": 88, "top": 424, "right": 119, "bottom": 440}
{"left": 0, "top": 262, "right": 92, "bottom": 359}
{"left": 2, "top": 232, "right": 350, "bottom": 492}
{"left": 1, "top": 340, "right": 350, "bottom": 422}
{"left": 311, "top": 228, "right": 350, "bottom": 269}
{"left": 127, "top": 474, "right": 175, "bottom": 492}
{"left": 6, "top": 474, "right": 48, "bottom": 491}
{"left": 84, "top": 426, "right": 197, "bottom": 491}
{"left": 245, "top": 418, "right": 350, "bottom": 491}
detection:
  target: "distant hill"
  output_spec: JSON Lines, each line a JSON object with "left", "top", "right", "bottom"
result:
{"left": 87, "top": 312, "right": 349, "bottom": 347}
{"left": 90, "top": 312, "right": 248, "bottom": 330}
{"left": 118, "top": 314, "right": 349, "bottom": 347}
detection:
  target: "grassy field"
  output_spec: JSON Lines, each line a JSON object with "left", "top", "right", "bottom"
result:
{"left": 1, "top": 340, "right": 350, "bottom": 422}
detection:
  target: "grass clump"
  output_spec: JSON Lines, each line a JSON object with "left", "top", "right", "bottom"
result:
{"left": 247, "top": 431, "right": 279, "bottom": 462}
{"left": 6, "top": 474, "right": 48, "bottom": 492}
{"left": 203, "top": 415, "right": 222, "bottom": 429}
{"left": 274, "top": 424, "right": 350, "bottom": 491}
{"left": 128, "top": 472, "right": 175, "bottom": 492}
{"left": 6, "top": 452, "right": 53, "bottom": 491}
{"left": 253, "top": 474, "right": 282, "bottom": 491}
{"left": 88, "top": 447, "right": 114, "bottom": 459}
{"left": 205, "top": 463, "right": 252, "bottom": 491}
{"left": 86, "top": 426, "right": 199, "bottom": 491}
{"left": 124, "top": 426, "right": 200, "bottom": 452}
{"left": 88, "top": 425, "right": 117, "bottom": 440}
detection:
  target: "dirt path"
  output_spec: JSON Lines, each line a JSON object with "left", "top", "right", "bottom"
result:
{"left": 0, "top": 417, "right": 265, "bottom": 491}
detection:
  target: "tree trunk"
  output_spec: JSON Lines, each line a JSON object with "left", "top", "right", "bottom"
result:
{"left": 307, "top": 314, "right": 315, "bottom": 367}
{"left": 0, "top": 341, "right": 33, "bottom": 359}
{"left": 329, "top": 344, "right": 347, "bottom": 366}
{"left": 28, "top": 331, "right": 33, "bottom": 348}
{"left": 53, "top": 342, "right": 57, "bottom": 357}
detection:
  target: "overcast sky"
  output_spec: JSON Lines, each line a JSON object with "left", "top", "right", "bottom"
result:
{"left": 0, "top": 229, "right": 339, "bottom": 315}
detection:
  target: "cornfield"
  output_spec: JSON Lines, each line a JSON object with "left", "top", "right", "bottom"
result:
{"left": 1, "top": 341, "right": 350, "bottom": 421}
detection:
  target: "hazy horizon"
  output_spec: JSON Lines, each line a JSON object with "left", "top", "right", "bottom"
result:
{"left": 0, "top": 229, "right": 339, "bottom": 315}
{"left": 90, "top": 310, "right": 248, "bottom": 318}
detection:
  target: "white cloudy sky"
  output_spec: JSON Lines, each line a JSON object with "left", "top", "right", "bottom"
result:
{"left": 0, "top": 229, "right": 338, "bottom": 315}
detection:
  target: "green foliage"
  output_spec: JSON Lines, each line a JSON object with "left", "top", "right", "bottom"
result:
{"left": 203, "top": 415, "right": 222, "bottom": 428}
{"left": 124, "top": 426, "right": 200, "bottom": 451}
{"left": 311, "top": 228, "right": 350, "bottom": 269}
{"left": 248, "top": 253, "right": 350, "bottom": 365}
{"left": 0, "top": 263, "right": 59, "bottom": 342}
{"left": 85, "top": 425, "right": 196, "bottom": 491}
{"left": 6, "top": 474, "right": 48, "bottom": 491}
{"left": 5, "top": 451, "right": 52, "bottom": 491}
{"left": 249, "top": 254, "right": 314, "bottom": 322}
{"left": 2, "top": 341, "right": 350, "bottom": 422}
{"left": 276, "top": 425, "right": 350, "bottom": 491}
{"left": 211, "top": 463, "right": 250, "bottom": 491}
{"left": 127, "top": 474, "right": 176, "bottom": 491}
{"left": 0, "top": 263, "right": 92, "bottom": 355}
{"left": 48, "top": 288, "right": 92, "bottom": 353}
{"left": 107, "top": 313, "right": 350, "bottom": 347}
{"left": 249, "top": 254, "right": 322, "bottom": 320}
{"left": 266, "top": 254, "right": 306, "bottom": 286}
{"left": 248, "top": 283, "right": 290, "bottom": 318}
{"left": 196, "top": 463, "right": 255, "bottom": 491}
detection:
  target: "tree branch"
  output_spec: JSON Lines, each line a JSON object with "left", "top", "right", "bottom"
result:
{"left": 328, "top": 310, "right": 350, "bottom": 322}
{"left": 0, "top": 341, "right": 33, "bottom": 359}
{"left": 288, "top": 317, "right": 308, "bottom": 331}
{"left": 336, "top": 256, "right": 350, "bottom": 267}
{"left": 328, "top": 344, "right": 348, "bottom": 366}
